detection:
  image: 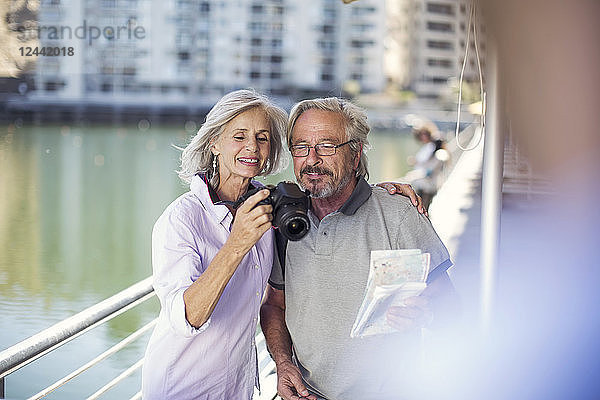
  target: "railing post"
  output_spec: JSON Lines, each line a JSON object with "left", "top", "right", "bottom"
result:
{"left": 480, "top": 41, "right": 503, "bottom": 335}
{"left": 1, "top": 375, "right": 5, "bottom": 399}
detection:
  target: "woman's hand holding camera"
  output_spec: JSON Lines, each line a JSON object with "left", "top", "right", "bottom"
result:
{"left": 227, "top": 189, "right": 273, "bottom": 255}
{"left": 183, "top": 189, "right": 274, "bottom": 328}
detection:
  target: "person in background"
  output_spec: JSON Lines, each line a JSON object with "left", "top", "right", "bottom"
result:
{"left": 403, "top": 125, "right": 449, "bottom": 211}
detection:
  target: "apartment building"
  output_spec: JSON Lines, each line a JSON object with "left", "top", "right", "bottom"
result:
{"left": 386, "top": 0, "right": 486, "bottom": 99}
{"left": 26, "top": 0, "right": 386, "bottom": 106}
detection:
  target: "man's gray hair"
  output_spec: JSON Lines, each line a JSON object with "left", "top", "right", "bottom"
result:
{"left": 178, "top": 89, "right": 288, "bottom": 188}
{"left": 287, "top": 97, "right": 370, "bottom": 179}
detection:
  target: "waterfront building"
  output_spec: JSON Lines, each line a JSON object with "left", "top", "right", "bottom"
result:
{"left": 20, "top": 0, "right": 386, "bottom": 110}
{"left": 385, "top": 0, "right": 486, "bottom": 99}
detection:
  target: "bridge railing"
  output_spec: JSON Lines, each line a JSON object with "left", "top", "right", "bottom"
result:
{"left": 0, "top": 277, "right": 278, "bottom": 399}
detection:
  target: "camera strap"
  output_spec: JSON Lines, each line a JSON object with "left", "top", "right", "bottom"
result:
{"left": 274, "top": 229, "right": 288, "bottom": 280}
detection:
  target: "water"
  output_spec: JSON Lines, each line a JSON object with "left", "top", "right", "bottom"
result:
{"left": 0, "top": 123, "right": 419, "bottom": 399}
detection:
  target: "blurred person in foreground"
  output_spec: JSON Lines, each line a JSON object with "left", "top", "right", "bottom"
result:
{"left": 141, "top": 90, "right": 423, "bottom": 399}
{"left": 260, "top": 98, "right": 460, "bottom": 400}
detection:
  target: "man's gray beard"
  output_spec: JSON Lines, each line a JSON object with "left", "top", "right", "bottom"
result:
{"left": 301, "top": 169, "right": 354, "bottom": 199}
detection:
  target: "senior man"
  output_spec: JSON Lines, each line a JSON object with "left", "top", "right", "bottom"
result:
{"left": 260, "top": 97, "right": 459, "bottom": 400}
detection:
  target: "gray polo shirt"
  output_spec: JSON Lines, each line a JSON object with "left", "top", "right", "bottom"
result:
{"left": 268, "top": 178, "right": 452, "bottom": 400}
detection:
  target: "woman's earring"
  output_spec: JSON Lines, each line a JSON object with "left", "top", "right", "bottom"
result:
{"left": 212, "top": 155, "right": 218, "bottom": 175}
{"left": 262, "top": 160, "right": 270, "bottom": 175}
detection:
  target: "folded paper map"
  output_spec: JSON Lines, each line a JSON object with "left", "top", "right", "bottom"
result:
{"left": 350, "top": 249, "right": 430, "bottom": 338}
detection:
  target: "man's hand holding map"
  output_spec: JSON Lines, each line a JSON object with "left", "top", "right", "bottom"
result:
{"left": 350, "top": 249, "right": 431, "bottom": 338}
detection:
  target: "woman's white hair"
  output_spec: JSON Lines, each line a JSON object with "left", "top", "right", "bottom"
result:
{"left": 287, "top": 97, "right": 370, "bottom": 179}
{"left": 178, "top": 89, "right": 288, "bottom": 188}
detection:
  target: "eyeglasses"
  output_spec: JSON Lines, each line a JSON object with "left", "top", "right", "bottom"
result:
{"left": 290, "top": 140, "right": 355, "bottom": 157}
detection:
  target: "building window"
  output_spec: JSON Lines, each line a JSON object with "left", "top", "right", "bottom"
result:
{"left": 322, "top": 25, "right": 335, "bottom": 34}
{"left": 321, "top": 73, "right": 333, "bottom": 81}
{"left": 427, "top": 21, "right": 453, "bottom": 32}
{"left": 251, "top": 38, "right": 262, "bottom": 46}
{"left": 250, "top": 71, "right": 261, "bottom": 79}
{"left": 350, "top": 39, "right": 374, "bottom": 48}
{"left": 251, "top": 4, "right": 264, "bottom": 14}
{"left": 200, "top": 2, "right": 209, "bottom": 12}
{"left": 178, "top": 51, "right": 190, "bottom": 60}
{"left": 270, "top": 72, "right": 281, "bottom": 79}
{"left": 426, "top": 2, "right": 454, "bottom": 15}
{"left": 319, "top": 40, "right": 336, "bottom": 50}
{"left": 45, "top": 81, "right": 64, "bottom": 91}
{"left": 123, "top": 82, "right": 137, "bottom": 93}
{"left": 249, "top": 22, "right": 268, "bottom": 32}
{"left": 427, "top": 40, "right": 453, "bottom": 50}
{"left": 352, "top": 23, "right": 374, "bottom": 33}
{"left": 427, "top": 58, "right": 452, "bottom": 68}
{"left": 351, "top": 6, "right": 376, "bottom": 16}
{"left": 270, "top": 55, "right": 282, "bottom": 63}
{"left": 323, "top": 7, "right": 337, "bottom": 19}
{"left": 432, "top": 77, "right": 448, "bottom": 84}
{"left": 101, "top": 82, "right": 113, "bottom": 92}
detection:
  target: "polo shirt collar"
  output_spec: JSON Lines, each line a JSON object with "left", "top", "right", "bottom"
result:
{"left": 338, "top": 177, "right": 372, "bottom": 216}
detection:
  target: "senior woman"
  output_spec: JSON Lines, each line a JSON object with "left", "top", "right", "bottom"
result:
{"left": 142, "top": 89, "right": 287, "bottom": 399}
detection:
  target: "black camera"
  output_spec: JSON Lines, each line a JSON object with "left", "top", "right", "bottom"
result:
{"left": 234, "top": 182, "right": 310, "bottom": 241}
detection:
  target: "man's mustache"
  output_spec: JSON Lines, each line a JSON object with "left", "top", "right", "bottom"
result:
{"left": 300, "top": 166, "right": 333, "bottom": 177}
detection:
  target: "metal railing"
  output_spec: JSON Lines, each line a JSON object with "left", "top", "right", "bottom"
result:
{"left": 0, "top": 277, "right": 155, "bottom": 399}
{"left": 0, "top": 277, "right": 278, "bottom": 399}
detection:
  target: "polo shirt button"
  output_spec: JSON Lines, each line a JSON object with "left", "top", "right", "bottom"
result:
{"left": 256, "top": 291, "right": 260, "bottom": 297}
{"left": 254, "top": 264, "right": 260, "bottom": 269}
{"left": 323, "top": 232, "right": 327, "bottom": 236}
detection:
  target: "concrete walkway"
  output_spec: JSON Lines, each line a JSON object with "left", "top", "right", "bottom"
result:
{"left": 429, "top": 133, "right": 483, "bottom": 324}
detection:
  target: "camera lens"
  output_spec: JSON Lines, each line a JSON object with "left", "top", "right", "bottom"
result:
{"left": 274, "top": 205, "right": 310, "bottom": 241}
{"left": 287, "top": 218, "right": 307, "bottom": 236}
{"left": 267, "top": 182, "right": 310, "bottom": 241}
{"left": 282, "top": 215, "right": 309, "bottom": 241}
